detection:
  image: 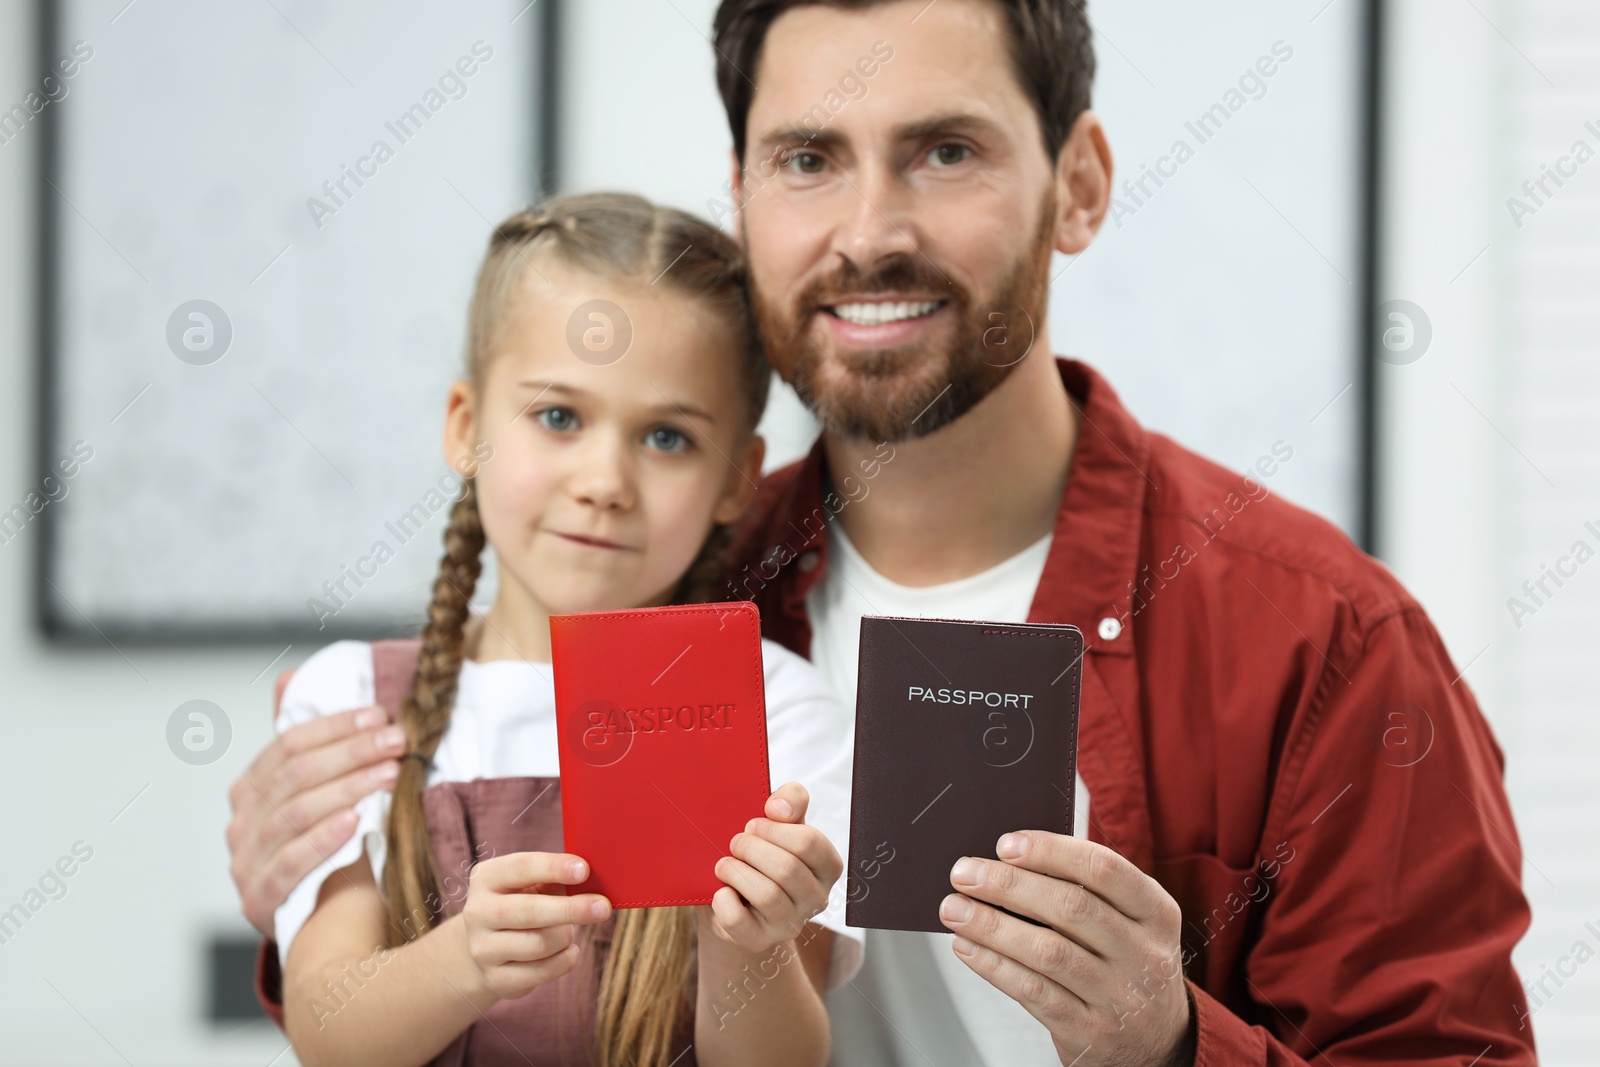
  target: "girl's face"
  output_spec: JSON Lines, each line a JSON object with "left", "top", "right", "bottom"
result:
{"left": 442, "top": 261, "right": 764, "bottom": 622}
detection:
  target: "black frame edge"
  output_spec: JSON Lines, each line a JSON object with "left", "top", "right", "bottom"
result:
{"left": 537, "top": 0, "right": 561, "bottom": 198}
{"left": 1357, "top": 0, "right": 1385, "bottom": 556}
{"left": 34, "top": 0, "right": 64, "bottom": 640}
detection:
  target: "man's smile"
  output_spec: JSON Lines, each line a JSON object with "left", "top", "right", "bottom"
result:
{"left": 816, "top": 297, "right": 949, "bottom": 346}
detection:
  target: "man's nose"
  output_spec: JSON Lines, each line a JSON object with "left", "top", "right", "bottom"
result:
{"left": 829, "top": 159, "right": 919, "bottom": 271}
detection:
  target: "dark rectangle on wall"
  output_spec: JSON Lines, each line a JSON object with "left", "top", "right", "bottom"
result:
{"left": 35, "top": 0, "right": 559, "bottom": 644}
{"left": 207, "top": 934, "right": 269, "bottom": 1024}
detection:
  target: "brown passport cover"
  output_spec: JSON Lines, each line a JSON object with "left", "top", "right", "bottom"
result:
{"left": 845, "top": 616, "right": 1083, "bottom": 932}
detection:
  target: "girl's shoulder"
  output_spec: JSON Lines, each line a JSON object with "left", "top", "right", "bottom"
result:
{"left": 276, "top": 640, "right": 376, "bottom": 733}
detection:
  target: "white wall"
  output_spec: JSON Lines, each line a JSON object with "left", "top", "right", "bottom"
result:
{"left": 0, "top": 5, "right": 279, "bottom": 1064}
{"left": 1380, "top": 0, "right": 1600, "bottom": 1060}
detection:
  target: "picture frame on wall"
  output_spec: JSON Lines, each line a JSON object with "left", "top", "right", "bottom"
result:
{"left": 35, "top": 0, "right": 559, "bottom": 642}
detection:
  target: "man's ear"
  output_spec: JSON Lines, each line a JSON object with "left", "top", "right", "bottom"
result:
{"left": 1053, "top": 110, "right": 1114, "bottom": 256}
{"left": 713, "top": 432, "right": 766, "bottom": 525}
{"left": 441, "top": 379, "right": 482, "bottom": 476}
{"left": 729, "top": 148, "right": 745, "bottom": 243}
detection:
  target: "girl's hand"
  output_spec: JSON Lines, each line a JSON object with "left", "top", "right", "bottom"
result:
{"left": 462, "top": 852, "right": 612, "bottom": 1000}
{"left": 704, "top": 782, "right": 843, "bottom": 956}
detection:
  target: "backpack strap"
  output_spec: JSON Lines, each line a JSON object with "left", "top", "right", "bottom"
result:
{"left": 370, "top": 638, "right": 424, "bottom": 724}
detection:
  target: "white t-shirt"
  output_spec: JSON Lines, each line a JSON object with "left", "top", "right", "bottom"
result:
{"left": 273, "top": 635, "right": 864, "bottom": 989}
{"left": 807, "top": 520, "right": 1089, "bottom": 1067}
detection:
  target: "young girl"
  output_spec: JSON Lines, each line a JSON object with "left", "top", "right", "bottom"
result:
{"left": 273, "top": 193, "right": 859, "bottom": 1067}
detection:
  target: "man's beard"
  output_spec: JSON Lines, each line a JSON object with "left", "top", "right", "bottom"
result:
{"left": 750, "top": 193, "right": 1056, "bottom": 443}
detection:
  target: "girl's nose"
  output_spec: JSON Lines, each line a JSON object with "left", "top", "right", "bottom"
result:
{"left": 567, "top": 433, "right": 635, "bottom": 512}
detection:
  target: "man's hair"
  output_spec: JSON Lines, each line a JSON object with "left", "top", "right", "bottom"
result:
{"left": 713, "top": 0, "right": 1096, "bottom": 165}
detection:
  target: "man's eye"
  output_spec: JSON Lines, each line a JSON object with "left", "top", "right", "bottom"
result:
{"left": 646, "top": 427, "right": 690, "bottom": 452}
{"left": 536, "top": 407, "right": 578, "bottom": 432}
{"left": 929, "top": 144, "right": 970, "bottom": 166}
{"left": 785, "top": 150, "right": 826, "bottom": 175}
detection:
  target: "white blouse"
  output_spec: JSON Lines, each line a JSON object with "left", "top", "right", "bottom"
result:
{"left": 273, "top": 636, "right": 863, "bottom": 988}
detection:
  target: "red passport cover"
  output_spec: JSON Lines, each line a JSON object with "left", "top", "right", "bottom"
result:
{"left": 550, "top": 601, "right": 771, "bottom": 908}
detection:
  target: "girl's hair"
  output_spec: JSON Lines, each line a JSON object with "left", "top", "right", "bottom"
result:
{"left": 383, "top": 193, "right": 771, "bottom": 1067}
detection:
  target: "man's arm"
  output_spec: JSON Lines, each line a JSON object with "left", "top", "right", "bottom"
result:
{"left": 227, "top": 706, "right": 404, "bottom": 1023}
{"left": 940, "top": 608, "right": 1535, "bottom": 1066}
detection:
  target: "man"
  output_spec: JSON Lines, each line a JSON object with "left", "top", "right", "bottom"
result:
{"left": 229, "top": 1, "right": 1535, "bottom": 1064}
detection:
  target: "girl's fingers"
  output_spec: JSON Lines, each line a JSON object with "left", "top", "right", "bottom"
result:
{"left": 715, "top": 853, "right": 798, "bottom": 926}
{"left": 488, "top": 890, "right": 610, "bottom": 931}
{"left": 474, "top": 852, "right": 593, "bottom": 893}
{"left": 729, "top": 831, "right": 824, "bottom": 912}
{"left": 708, "top": 885, "right": 763, "bottom": 943}
{"left": 739, "top": 820, "right": 844, "bottom": 887}
{"left": 765, "top": 782, "right": 810, "bottom": 824}
{"left": 472, "top": 925, "right": 575, "bottom": 967}
{"left": 482, "top": 943, "right": 582, "bottom": 998}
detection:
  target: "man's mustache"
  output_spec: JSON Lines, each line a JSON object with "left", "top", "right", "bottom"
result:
{"left": 793, "top": 256, "right": 964, "bottom": 314}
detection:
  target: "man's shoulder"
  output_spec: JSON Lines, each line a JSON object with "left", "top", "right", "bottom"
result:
{"left": 1139, "top": 431, "right": 1416, "bottom": 638}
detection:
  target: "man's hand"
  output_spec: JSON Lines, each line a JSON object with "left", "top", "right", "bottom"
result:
{"left": 938, "top": 831, "right": 1196, "bottom": 1067}
{"left": 226, "top": 706, "right": 405, "bottom": 938}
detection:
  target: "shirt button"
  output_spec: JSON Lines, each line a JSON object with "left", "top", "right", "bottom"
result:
{"left": 1097, "top": 616, "right": 1123, "bottom": 641}
{"left": 797, "top": 550, "right": 820, "bottom": 573}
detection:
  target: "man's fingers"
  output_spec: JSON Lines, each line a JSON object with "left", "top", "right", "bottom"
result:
{"left": 225, "top": 706, "right": 398, "bottom": 937}
{"left": 474, "top": 852, "right": 594, "bottom": 894}
{"left": 278, "top": 705, "right": 392, "bottom": 759}
{"left": 236, "top": 758, "right": 393, "bottom": 869}
{"left": 238, "top": 707, "right": 388, "bottom": 799}
{"left": 255, "top": 808, "right": 362, "bottom": 898}
{"left": 263, "top": 763, "right": 396, "bottom": 847}
{"left": 939, "top": 892, "right": 1108, "bottom": 999}
{"left": 949, "top": 856, "right": 1128, "bottom": 958}
{"left": 261, "top": 719, "right": 406, "bottom": 807}
{"left": 948, "top": 931, "right": 1092, "bottom": 1037}
{"left": 765, "top": 782, "right": 810, "bottom": 823}
{"left": 996, "top": 832, "right": 1173, "bottom": 926}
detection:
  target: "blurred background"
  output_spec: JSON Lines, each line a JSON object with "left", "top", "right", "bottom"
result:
{"left": 0, "top": 0, "right": 1593, "bottom": 1062}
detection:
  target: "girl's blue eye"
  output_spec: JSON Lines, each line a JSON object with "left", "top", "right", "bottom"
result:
{"left": 536, "top": 407, "right": 578, "bottom": 432}
{"left": 646, "top": 427, "right": 690, "bottom": 452}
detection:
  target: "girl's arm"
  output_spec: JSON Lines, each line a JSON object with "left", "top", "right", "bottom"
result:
{"left": 283, "top": 853, "right": 609, "bottom": 1067}
{"left": 283, "top": 859, "right": 490, "bottom": 1067}
{"left": 693, "top": 783, "right": 846, "bottom": 1067}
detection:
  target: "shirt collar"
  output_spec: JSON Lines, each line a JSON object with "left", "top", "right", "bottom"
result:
{"left": 1027, "top": 359, "right": 1152, "bottom": 657}
{"left": 759, "top": 358, "right": 1151, "bottom": 657}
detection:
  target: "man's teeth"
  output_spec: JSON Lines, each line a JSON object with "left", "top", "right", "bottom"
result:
{"left": 830, "top": 300, "right": 940, "bottom": 326}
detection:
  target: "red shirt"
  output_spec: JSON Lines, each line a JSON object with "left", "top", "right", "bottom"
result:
{"left": 257, "top": 358, "right": 1534, "bottom": 1065}
{"left": 729, "top": 359, "right": 1534, "bottom": 1066}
